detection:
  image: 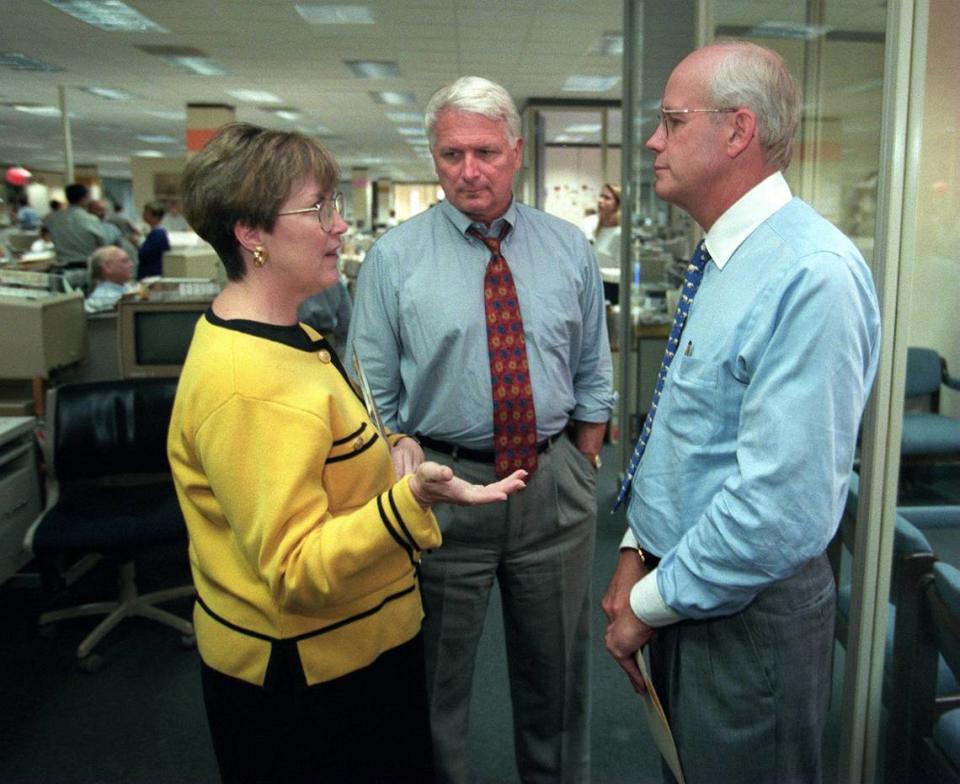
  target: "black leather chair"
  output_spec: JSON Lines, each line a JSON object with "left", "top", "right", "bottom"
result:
{"left": 24, "top": 378, "right": 194, "bottom": 670}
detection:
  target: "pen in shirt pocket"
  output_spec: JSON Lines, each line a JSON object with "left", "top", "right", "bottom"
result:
{"left": 684, "top": 341, "right": 693, "bottom": 357}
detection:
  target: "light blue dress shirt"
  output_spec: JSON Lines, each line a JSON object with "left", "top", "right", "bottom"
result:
{"left": 346, "top": 199, "right": 615, "bottom": 447}
{"left": 626, "top": 174, "right": 881, "bottom": 623}
{"left": 84, "top": 280, "right": 126, "bottom": 313}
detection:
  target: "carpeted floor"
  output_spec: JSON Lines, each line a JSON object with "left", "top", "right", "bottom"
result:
{"left": 2, "top": 450, "right": 956, "bottom": 783}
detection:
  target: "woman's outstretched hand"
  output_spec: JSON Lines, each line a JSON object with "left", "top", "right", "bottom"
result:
{"left": 408, "top": 462, "right": 527, "bottom": 508}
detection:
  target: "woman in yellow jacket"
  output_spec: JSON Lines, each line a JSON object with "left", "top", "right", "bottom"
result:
{"left": 168, "top": 123, "right": 526, "bottom": 784}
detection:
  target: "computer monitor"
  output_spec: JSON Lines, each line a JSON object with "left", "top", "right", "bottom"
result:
{"left": 117, "top": 299, "right": 208, "bottom": 379}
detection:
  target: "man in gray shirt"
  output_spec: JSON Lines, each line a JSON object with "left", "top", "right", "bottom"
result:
{"left": 46, "top": 183, "right": 106, "bottom": 288}
{"left": 347, "top": 76, "right": 614, "bottom": 783}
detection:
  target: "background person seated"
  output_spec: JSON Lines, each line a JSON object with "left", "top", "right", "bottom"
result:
{"left": 85, "top": 246, "right": 136, "bottom": 313}
{"left": 16, "top": 196, "right": 40, "bottom": 230}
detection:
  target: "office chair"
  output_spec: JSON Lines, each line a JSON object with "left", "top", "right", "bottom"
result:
{"left": 830, "top": 473, "right": 960, "bottom": 708}
{"left": 901, "top": 347, "right": 960, "bottom": 464}
{"left": 894, "top": 562, "right": 960, "bottom": 783}
{"left": 24, "top": 378, "right": 194, "bottom": 671}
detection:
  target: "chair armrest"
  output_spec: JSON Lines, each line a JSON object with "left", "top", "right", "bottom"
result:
{"left": 900, "top": 506, "right": 960, "bottom": 531}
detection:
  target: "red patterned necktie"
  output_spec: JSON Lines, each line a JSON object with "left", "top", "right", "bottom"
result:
{"left": 468, "top": 224, "right": 538, "bottom": 478}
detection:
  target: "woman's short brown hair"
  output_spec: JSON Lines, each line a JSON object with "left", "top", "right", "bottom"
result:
{"left": 181, "top": 123, "right": 339, "bottom": 281}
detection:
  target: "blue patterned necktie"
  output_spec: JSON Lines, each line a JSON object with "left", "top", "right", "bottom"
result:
{"left": 613, "top": 240, "right": 711, "bottom": 511}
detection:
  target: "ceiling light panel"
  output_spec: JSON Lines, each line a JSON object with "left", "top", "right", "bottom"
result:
{"left": 0, "top": 52, "right": 64, "bottom": 72}
{"left": 144, "top": 109, "right": 186, "bottom": 120}
{"left": 386, "top": 112, "right": 423, "bottom": 124}
{"left": 591, "top": 33, "right": 623, "bottom": 56}
{"left": 228, "top": 89, "right": 283, "bottom": 104}
{"left": 136, "top": 134, "right": 178, "bottom": 143}
{"left": 562, "top": 75, "right": 620, "bottom": 92}
{"left": 564, "top": 123, "right": 602, "bottom": 134}
{"left": 136, "top": 46, "right": 227, "bottom": 76}
{"left": 346, "top": 60, "right": 401, "bottom": 78}
{"left": 13, "top": 105, "right": 62, "bottom": 116}
{"left": 748, "top": 21, "right": 829, "bottom": 39}
{"left": 370, "top": 91, "right": 416, "bottom": 106}
{"left": 82, "top": 86, "right": 136, "bottom": 100}
{"left": 44, "top": 0, "right": 169, "bottom": 32}
{"left": 169, "top": 56, "right": 226, "bottom": 76}
{"left": 295, "top": 4, "right": 374, "bottom": 24}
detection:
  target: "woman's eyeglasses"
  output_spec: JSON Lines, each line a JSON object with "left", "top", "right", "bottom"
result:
{"left": 277, "top": 192, "right": 345, "bottom": 231}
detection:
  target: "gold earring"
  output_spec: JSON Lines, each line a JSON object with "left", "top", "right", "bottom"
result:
{"left": 253, "top": 245, "right": 267, "bottom": 267}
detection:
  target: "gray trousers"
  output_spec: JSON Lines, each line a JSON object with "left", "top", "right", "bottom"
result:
{"left": 420, "top": 435, "right": 596, "bottom": 784}
{"left": 649, "top": 553, "right": 836, "bottom": 784}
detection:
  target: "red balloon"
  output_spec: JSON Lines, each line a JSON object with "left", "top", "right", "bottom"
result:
{"left": 5, "top": 166, "right": 32, "bottom": 186}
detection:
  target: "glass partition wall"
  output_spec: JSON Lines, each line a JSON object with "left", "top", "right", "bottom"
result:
{"left": 622, "top": 2, "right": 941, "bottom": 782}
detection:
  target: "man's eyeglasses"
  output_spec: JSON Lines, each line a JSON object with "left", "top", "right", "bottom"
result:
{"left": 277, "top": 192, "right": 345, "bottom": 231}
{"left": 656, "top": 108, "right": 737, "bottom": 138}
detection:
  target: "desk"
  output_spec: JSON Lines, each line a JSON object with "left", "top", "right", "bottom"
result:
{"left": 0, "top": 416, "right": 41, "bottom": 583}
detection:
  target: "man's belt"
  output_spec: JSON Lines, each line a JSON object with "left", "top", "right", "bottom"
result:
{"left": 416, "top": 430, "right": 565, "bottom": 463}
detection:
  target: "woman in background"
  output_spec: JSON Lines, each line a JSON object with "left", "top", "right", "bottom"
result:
{"left": 168, "top": 123, "right": 525, "bottom": 784}
{"left": 591, "top": 182, "right": 622, "bottom": 304}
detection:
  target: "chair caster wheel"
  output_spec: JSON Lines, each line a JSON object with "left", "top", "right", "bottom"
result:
{"left": 38, "top": 624, "right": 57, "bottom": 639}
{"left": 78, "top": 654, "right": 104, "bottom": 673}
{"left": 181, "top": 634, "right": 197, "bottom": 649}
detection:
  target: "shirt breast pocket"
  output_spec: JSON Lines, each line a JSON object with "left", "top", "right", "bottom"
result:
{"left": 663, "top": 356, "right": 721, "bottom": 447}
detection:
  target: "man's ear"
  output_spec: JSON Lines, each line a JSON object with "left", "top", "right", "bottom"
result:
{"left": 727, "top": 108, "right": 757, "bottom": 159}
{"left": 234, "top": 221, "right": 264, "bottom": 253}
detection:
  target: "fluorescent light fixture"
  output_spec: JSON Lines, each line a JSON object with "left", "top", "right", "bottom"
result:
{"left": 562, "top": 75, "right": 620, "bottom": 92}
{"left": 295, "top": 4, "right": 374, "bottom": 24}
{"left": 591, "top": 32, "right": 623, "bottom": 56}
{"left": 0, "top": 52, "right": 64, "bottom": 72}
{"left": 397, "top": 127, "right": 427, "bottom": 136}
{"left": 386, "top": 112, "right": 422, "bottom": 123}
{"left": 137, "top": 45, "right": 227, "bottom": 76}
{"left": 228, "top": 89, "right": 283, "bottom": 104}
{"left": 270, "top": 109, "right": 301, "bottom": 121}
{"left": 144, "top": 108, "right": 186, "bottom": 120}
{"left": 836, "top": 77, "right": 883, "bottom": 95}
{"left": 132, "top": 150, "right": 165, "bottom": 158}
{"left": 370, "top": 91, "right": 416, "bottom": 106}
{"left": 44, "top": 0, "right": 169, "bottom": 32}
{"left": 748, "top": 21, "right": 828, "bottom": 39}
{"left": 13, "top": 104, "right": 61, "bottom": 116}
{"left": 82, "top": 86, "right": 136, "bottom": 100}
{"left": 136, "top": 134, "right": 178, "bottom": 143}
{"left": 564, "top": 123, "right": 602, "bottom": 134}
{"left": 553, "top": 134, "right": 584, "bottom": 143}
{"left": 346, "top": 60, "right": 400, "bottom": 78}
{"left": 97, "top": 153, "right": 129, "bottom": 162}
{"left": 170, "top": 56, "right": 226, "bottom": 76}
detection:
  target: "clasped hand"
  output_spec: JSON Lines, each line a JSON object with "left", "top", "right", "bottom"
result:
{"left": 602, "top": 548, "right": 656, "bottom": 693}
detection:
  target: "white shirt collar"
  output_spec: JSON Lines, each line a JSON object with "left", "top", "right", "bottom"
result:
{"left": 704, "top": 172, "right": 792, "bottom": 270}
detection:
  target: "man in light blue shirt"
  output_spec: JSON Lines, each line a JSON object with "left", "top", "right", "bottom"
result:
{"left": 602, "top": 42, "right": 881, "bottom": 783}
{"left": 84, "top": 246, "right": 135, "bottom": 313}
{"left": 347, "top": 76, "right": 614, "bottom": 784}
